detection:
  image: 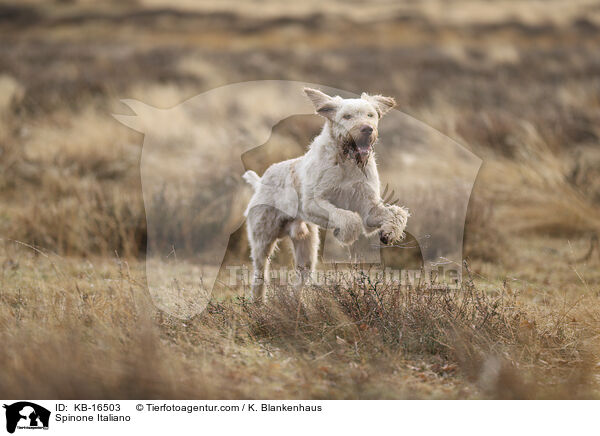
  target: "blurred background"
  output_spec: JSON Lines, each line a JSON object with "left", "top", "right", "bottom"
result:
{"left": 1, "top": 0, "right": 600, "bottom": 399}
{"left": 1, "top": 0, "right": 599, "bottom": 265}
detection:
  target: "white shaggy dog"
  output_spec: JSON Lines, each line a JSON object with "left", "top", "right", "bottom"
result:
{"left": 243, "top": 88, "right": 409, "bottom": 302}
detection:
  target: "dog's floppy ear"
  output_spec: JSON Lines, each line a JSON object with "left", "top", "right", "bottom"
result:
{"left": 304, "top": 87, "right": 339, "bottom": 120}
{"left": 361, "top": 93, "right": 396, "bottom": 117}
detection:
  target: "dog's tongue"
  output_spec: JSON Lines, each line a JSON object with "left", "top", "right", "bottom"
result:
{"left": 357, "top": 144, "right": 370, "bottom": 155}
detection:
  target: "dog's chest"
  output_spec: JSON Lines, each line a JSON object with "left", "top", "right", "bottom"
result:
{"left": 328, "top": 161, "right": 377, "bottom": 205}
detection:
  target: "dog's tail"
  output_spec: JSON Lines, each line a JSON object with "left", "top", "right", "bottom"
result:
{"left": 242, "top": 170, "right": 261, "bottom": 190}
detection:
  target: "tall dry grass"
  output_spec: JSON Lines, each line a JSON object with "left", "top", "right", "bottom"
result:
{"left": 1, "top": 240, "right": 597, "bottom": 399}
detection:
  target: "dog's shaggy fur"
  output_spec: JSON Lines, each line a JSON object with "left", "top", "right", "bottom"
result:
{"left": 243, "top": 88, "right": 409, "bottom": 302}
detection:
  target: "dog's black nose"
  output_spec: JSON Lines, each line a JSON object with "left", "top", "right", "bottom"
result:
{"left": 360, "top": 125, "right": 373, "bottom": 134}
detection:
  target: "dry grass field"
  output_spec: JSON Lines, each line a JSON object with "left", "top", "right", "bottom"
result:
{"left": 1, "top": 0, "right": 600, "bottom": 399}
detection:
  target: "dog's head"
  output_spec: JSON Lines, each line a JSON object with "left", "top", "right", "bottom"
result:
{"left": 304, "top": 88, "right": 396, "bottom": 165}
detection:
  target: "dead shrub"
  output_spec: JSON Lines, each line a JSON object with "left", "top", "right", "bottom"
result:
{"left": 235, "top": 266, "right": 597, "bottom": 398}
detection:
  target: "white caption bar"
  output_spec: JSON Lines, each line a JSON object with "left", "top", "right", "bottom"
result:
{"left": 1, "top": 400, "right": 595, "bottom": 436}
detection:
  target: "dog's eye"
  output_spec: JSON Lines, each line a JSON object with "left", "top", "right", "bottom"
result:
{"left": 368, "top": 113, "right": 375, "bottom": 117}
{"left": 343, "top": 114, "right": 352, "bottom": 120}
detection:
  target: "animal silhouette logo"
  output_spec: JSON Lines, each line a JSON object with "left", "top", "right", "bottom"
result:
{"left": 114, "top": 81, "right": 481, "bottom": 318}
{"left": 3, "top": 402, "right": 50, "bottom": 433}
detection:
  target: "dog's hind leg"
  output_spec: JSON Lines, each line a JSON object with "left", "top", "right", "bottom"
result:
{"left": 250, "top": 240, "right": 276, "bottom": 303}
{"left": 247, "top": 206, "right": 280, "bottom": 303}
{"left": 291, "top": 223, "right": 319, "bottom": 289}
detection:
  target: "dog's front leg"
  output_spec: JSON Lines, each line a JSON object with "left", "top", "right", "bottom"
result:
{"left": 366, "top": 204, "right": 410, "bottom": 245}
{"left": 303, "top": 198, "right": 363, "bottom": 245}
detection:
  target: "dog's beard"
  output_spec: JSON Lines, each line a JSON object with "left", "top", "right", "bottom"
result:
{"left": 341, "top": 135, "right": 374, "bottom": 168}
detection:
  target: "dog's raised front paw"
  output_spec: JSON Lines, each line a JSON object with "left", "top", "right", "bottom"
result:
{"left": 333, "top": 211, "right": 363, "bottom": 245}
{"left": 379, "top": 205, "right": 409, "bottom": 245}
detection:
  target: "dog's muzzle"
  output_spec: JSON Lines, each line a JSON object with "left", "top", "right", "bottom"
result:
{"left": 352, "top": 127, "right": 376, "bottom": 161}
{"left": 340, "top": 125, "right": 377, "bottom": 165}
